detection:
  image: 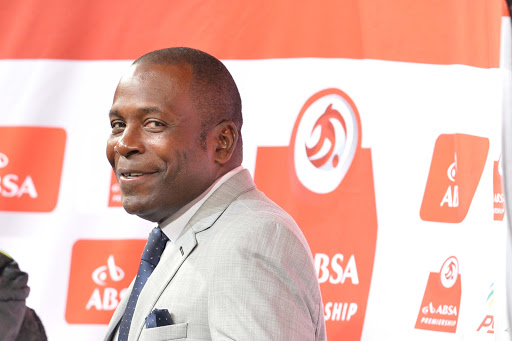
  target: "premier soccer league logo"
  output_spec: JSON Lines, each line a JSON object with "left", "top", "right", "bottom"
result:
{"left": 292, "top": 89, "right": 360, "bottom": 194}
{"left": 254, "top": 88, "right": 377, "bottom": 340}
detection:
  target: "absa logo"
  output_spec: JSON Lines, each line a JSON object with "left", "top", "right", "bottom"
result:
{"left": 254, "top": 88, "right": 377, "bottom": 340}
{"left": 0, "top": 153, "right": 9, "bottom": 168}
{"left": 0, "top": 127, "right": 66, "bottom": 212}
{"left": 66, "top": 239, "right": 145, "bottom": 324}
{"left": 415, "top": 256, "right": 462, "bottom": 333}
{"left": 493, "top": 156, "right": 505, "bottom": 221}
{"left": 108, "top": 170, "right": 122, "bottom": 207}
{"left": 85, "top": 255, "right": 126, "bottom": 311}
{"left": 0, "top": 152, "right": 37, "bottom": 199}
{"left": 441, "top": 154, "right": 459, "bottom": 208}
{"left": 92, "top": 255, "right": 124, "bottom": 286}
{"left": 420, "top": 134, "right": 488, "bottom": 223}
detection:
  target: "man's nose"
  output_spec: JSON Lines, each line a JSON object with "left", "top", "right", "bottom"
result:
{"left": 115, "top": 126, "right": 144, "bottom": 157}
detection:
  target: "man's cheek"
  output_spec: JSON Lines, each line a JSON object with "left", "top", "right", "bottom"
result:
{"left": 105, "top": 146, "right": 116, "bottom": 168}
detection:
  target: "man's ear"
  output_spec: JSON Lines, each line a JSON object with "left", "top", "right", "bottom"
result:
{"left": 213, "top": 120, "right": 238, "bottom": 165}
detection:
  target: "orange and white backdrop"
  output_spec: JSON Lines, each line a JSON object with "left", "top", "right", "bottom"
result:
{"left": 0, "top": 1, "right": 511, "bottom": 340}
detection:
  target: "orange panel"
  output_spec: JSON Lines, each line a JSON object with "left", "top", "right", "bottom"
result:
{"left": 0, "top": 0, "right": 504, "bottom": 67}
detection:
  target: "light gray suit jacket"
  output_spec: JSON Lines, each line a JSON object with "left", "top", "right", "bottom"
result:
{"left": 104, "top": 170, "right": 326, "bottom": 341}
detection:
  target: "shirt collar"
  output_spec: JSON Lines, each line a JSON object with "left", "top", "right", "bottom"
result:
{"left": 159, "top": 166, "right": 244, "bottom": 242}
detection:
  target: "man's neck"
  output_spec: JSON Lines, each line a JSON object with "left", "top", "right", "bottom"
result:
{"left": 158, "top": 165, "right": 244, "bottom": 241}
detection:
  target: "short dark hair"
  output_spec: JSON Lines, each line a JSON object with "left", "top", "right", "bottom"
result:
{"left": 133, "top": 47, "right": 243, "bottom": 149}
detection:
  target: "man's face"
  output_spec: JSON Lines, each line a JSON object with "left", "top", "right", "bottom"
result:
{"left": 106, "top": 62, "right": 217, "bottom": 222}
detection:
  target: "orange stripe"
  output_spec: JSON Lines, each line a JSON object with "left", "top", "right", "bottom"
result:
{"left": 0, "top": 0, "right": 503, "bottom": 67}
{"left": 504, "top": 0, "right": 511, "bottom": 16}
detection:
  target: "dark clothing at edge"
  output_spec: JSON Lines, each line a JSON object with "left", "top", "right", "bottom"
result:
{"left": 0, "top": 252, "right": 46, "bottom": 341}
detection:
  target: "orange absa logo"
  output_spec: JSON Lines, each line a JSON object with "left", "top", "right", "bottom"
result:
{"left": 65, "top": 239, "right": 145, "bottom": 324}
{"left": 254, "top": 88, "right": 377, "bottom": 340}
{"left": 415, "top": 256, "right": 461, "bottom": 333}
{"left": 420, "top": 134, "right": 489, "bottom": 223}
{"left": 0, "top": 126, "right": 66, "bottom": 212}
{"left": 493, "top": 157, "right": 505, "bottom": 221}
{"left": 108, "top": 170, "right": 122, "bottom": 207}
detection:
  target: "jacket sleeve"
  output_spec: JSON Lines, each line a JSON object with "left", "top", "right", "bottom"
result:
{"left": 206, "top": 218, "right": 325, "bottom": 341}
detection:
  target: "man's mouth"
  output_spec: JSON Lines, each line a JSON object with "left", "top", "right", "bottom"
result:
{"left": 121, "top": 172, "right": 144, "bottom": 179}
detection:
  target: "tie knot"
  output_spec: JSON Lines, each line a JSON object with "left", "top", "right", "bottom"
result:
{"left": 141, "top": 227, "right": 169, "bottom": 266}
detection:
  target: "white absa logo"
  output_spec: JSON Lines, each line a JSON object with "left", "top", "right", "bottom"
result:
{"left": 447, "top": 153, "right": 457, "bottom": 182}
{"left": 0, "top": 152, "right": 38, "bottom": 199}
{"left": 91, "top": 255, "right": 124, "bottom": 286}
{"left": 86, "top": 255, "right": 126, "bottom": 311}
{"left": 293, "top": 89, "right": 360, "bottom": 194}
{"left": 0, "top": 153, "right": 8, "bottom": 169}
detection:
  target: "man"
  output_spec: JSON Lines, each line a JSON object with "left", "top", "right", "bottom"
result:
{"left": 104, "top": 47, "right": 326, "bottom": 341}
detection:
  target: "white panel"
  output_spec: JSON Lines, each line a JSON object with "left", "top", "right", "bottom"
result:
{"left": 0, "top": 55, "right": 508, "bottom": 339}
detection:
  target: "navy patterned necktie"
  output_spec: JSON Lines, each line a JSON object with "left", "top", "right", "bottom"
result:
{"left": 118, "top": 227, "right": 169, "bottom": 341}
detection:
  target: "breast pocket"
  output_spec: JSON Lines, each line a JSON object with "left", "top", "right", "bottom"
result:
{"left": 139, "top": 322, "right": 188, "bottom": 341}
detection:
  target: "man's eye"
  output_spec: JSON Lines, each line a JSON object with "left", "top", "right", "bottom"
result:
{"left": 111, "top": 121, "right": 126, "bottom": 131}
{"left": 146, "top": 121, "right": 165, "bottom": 128}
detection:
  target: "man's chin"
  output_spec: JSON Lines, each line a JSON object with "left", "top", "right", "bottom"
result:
{"left": 121, "top": 198, "right": 160, "bottom": 222}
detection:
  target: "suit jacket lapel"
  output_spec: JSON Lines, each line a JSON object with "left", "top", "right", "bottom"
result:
{"left": 110, "top": 169, "right": 256, "bottom": 341}
{"left": 128, "top": 229, "right": 197, "bottom": 341}
{"left": 182, "top": 169, "right": 256, "bottom": 236}
{"left": 103, "top": 279, "right": 134, "bottom": 341}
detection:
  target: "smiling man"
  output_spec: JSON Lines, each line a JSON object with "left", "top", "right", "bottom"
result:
{"left": 104, "top": 47, "right": 326, "bottom": 341}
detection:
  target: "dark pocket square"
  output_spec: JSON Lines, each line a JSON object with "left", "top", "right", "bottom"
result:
{"left": 145, "top": 308, "right": 174, "bottom": 328}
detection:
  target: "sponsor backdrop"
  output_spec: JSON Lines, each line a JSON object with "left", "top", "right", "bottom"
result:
{"left": 0, "top": 1, "right": 511, "bottom": 340}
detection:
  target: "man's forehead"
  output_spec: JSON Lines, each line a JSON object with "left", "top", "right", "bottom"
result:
{"left": 122, "top": 61, "right": 193, "bottom": 83}
{"left": 111, "top": 61, "right": 197, "bottom": 119}
{"left": 114, "top": 62, "right": 194, "bottom": 101}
